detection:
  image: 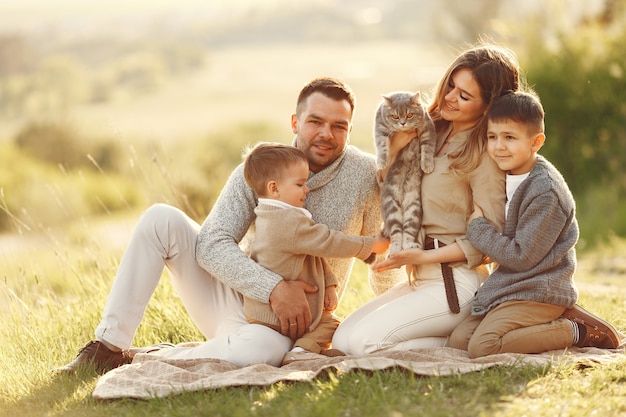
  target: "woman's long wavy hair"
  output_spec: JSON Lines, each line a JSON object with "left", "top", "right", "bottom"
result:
{"left": 429, "top": 44, "right": 523, "bottom": 174}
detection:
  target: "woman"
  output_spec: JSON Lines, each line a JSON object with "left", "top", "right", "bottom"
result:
{"left": 332, "top": 44, "right": 521, "bottom": 354}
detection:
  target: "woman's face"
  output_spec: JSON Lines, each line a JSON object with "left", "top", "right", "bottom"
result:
{"left": 440, "top": 68, "right": 486, "bottom": 132}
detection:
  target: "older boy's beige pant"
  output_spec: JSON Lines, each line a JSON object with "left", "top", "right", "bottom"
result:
{"left": 448, "top": 300, "right": 573, "bottom": 358}
{"left": 94, "top": 204, "right": 292, "bottom": 367}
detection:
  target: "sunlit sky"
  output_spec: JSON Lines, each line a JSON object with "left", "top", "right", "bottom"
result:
{"left": 0, "top": 0, "right": 607, "bottom": 34}
{"left": 0, "top": 0, "right": 296, "bottom": 31}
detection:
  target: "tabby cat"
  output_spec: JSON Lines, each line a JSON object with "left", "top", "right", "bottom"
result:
{"left": 374, "top": 91, "right": 436, "bottom": 255}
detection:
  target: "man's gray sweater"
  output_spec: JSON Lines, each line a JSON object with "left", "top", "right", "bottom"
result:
{"left": 196, "top": 144, "right": 402, "bottom": 303}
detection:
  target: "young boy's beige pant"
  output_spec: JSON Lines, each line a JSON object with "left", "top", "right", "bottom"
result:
{"left": 249, "top": 310, "right": 339, "bottom": 354}
{"left": 449, "top": 300, "right": 574, "bottom": 358}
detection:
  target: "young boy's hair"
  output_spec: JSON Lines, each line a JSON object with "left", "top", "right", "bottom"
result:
{"left": 488, "top": 91, "right": 545, "bottom": 135}
{"left": 243, "top": 142, "right": 309, "bottom": 197}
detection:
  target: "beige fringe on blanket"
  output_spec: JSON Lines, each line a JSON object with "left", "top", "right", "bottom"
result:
{"left": 92, "top": 345, "right": 625, "bottom": 400}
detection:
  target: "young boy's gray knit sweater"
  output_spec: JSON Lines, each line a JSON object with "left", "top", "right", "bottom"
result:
{"left": 195, "top": 144, "right": 403, "bottom": 304}
{"left": 467, "top": 155, "right": 579, "bottom": 315}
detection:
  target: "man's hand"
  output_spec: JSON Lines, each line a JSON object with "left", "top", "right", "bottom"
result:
{"left": 269, "top": 280, "right": 318, "bottom": 339}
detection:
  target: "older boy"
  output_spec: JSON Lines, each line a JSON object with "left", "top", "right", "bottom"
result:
{"left": 449, "top": 91, "right": 621, "bottom": 358}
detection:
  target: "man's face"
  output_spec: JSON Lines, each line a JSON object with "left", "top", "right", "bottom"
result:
{"left": 291, "top": 92, "right": 353, "bottom": 173}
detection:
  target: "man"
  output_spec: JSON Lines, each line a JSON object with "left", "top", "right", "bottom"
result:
{"left": 57, "top": 77, "right": 402, "bottom": 372}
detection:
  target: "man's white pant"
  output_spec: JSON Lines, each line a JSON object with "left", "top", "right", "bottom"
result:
{"left": 95, "top": 204, "right": 292, "bottom": 367}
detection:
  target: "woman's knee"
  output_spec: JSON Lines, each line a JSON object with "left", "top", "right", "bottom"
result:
{"left": 332, "top": 326, "right": 361, "bottom": 356}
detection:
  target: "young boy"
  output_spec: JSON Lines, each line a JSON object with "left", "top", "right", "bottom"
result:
{"left": 242, "top": 142, "right": 388, "bottom": 365}
{"left": 449, "top": 91, "right": 621, "bottom": 358}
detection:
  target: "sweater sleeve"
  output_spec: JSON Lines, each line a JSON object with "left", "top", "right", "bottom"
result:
{"left": 468, "top": 190, "right": 570, "bottom": 272}
{"left": 458, "top": 152, "right": 506, "bottom": 267}
{"left": 195, "top": 164, "right": 282, "bottom": 303}
{"left": 287, "top": 214, "right": 375, "bottom": 261}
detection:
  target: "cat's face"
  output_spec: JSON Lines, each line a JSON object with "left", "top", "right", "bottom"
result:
{"left": 383, "top": 93, "right": 425, "bottom": 130}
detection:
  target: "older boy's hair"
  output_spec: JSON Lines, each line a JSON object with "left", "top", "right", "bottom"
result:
{"left": 243, "top": 142, "right": 308, "bottom": 197}
{"left": 488, "top": 90, "right": 545, "bottom": 134}
{"left": 296, "top": 77, "right": 355, "bottom": 117}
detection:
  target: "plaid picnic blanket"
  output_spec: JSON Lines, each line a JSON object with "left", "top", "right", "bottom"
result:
{"left": 93, "top": 345, "right": 625, "bottom": 400}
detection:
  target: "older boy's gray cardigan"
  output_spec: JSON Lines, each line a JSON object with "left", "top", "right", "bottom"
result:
{"left": 196, "top": 144, "right": 403, "bottom": 304}
{"left": 467, "top": 155, "right": 579, "bottom": 315}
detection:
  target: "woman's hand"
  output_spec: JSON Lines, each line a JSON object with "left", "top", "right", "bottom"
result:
{"left": 469, "top": 203, "right": 484, "bottom": 223}
{"left": 389, "top": 130, "right": 418, "bottom": 162}
{"left": 373, "top": 247, "right": 425, "bottom": 272}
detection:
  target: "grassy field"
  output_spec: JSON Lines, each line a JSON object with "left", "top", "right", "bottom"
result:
{"left": 1, "top": 207, "right": 625, "bottom": 416}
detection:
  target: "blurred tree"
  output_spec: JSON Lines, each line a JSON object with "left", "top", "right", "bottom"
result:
{"left": 0, "top": 34, "right": 37, "bottom": 77}
{"left": 526, "top": 12, "right": 626, "bottom": 195}
{"left": 14, "top": 121, "right": 122, "bottom": 171}
{"left": 521, "top": 1, "right": 626, "bottom": 242}
{"left": 34, "top": 55, "right": 90, "bottom": 111}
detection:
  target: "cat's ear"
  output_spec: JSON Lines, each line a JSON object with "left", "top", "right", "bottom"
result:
{"left": 411, "top": 92, "right": 421, "bottom": 103}
{"left": 382, "top": 94, "right": 393, "bottom": 104}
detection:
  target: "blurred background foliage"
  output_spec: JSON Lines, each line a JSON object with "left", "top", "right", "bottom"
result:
{"left": 0, "top": 0, "right": 625, "bottom": 249}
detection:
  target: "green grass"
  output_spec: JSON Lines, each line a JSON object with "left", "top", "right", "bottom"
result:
{"left": 1, "top": 122, "right": 625, "bottom": 417}
{"left": 1, "top": 216, "right": 626, "bottom": 417}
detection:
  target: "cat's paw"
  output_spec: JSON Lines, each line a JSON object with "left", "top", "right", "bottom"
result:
{"left": 377, "top": 155, "right": 390, "bottom": 169}
{"left": 421, "top": 160, "right": 435, "bottom": 174}
{"left": 388, "top": 242, "right": 402, "bottom": 255}
{"left": 402, "top": 241, "right": 420, "bottom": 250}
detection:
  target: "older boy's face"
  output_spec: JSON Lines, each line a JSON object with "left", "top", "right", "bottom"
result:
{"left": 486, "top": 119, "right": 545, "bottom": 175}
{"left": 291, "top": 92, "right": 353, "bottom": 173}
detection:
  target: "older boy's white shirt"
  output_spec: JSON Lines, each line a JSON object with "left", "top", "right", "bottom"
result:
{"left": 505, "top": 173, "right": 530, "bottom": 220}
{"left": 257, "top": 198, "right": 313, "bottom": 219}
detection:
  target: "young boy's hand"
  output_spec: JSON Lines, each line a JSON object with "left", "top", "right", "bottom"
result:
{"left": 372, "top": 233, "right": 390, "bottom": 254}
{"left": 469, "top": 203, "right": 484, "bottom": 222}
{"left": 324, "top": 285, "right": 338, "bottom": 311}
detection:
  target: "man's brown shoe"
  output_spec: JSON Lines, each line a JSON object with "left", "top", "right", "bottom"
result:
{"left": 562, "top": 304, "right": 621, "bottom": 349}
{"left": 55, "top": 340, "right": 132, "bottom": 374}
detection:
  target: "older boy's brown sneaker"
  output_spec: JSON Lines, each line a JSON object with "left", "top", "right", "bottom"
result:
{"left": 55, "top": 340, "right": 132, "bottom": 374}
{"left": 562, "top": 304, "right": 621, "bottom": 349}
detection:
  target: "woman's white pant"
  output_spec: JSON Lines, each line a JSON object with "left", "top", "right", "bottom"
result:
{"left": 94, "top": 204, "right": 292, "bottom": 367}
{"left": 332, "top": 263, "right": 483, "bottom": 355}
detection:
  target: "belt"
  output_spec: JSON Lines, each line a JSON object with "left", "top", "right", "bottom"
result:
{"left": 423, "top": 237, "right": 460, "bottom": 314}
